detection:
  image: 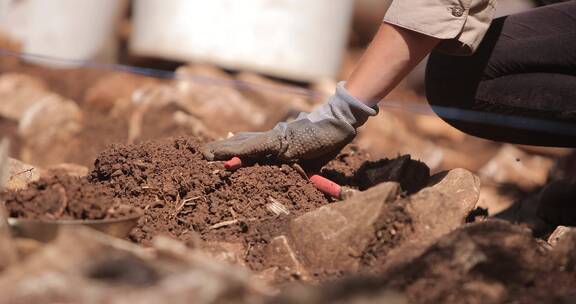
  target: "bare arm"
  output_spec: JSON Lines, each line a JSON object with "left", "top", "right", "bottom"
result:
{"left": 345, "top": 23, "right": 441, "bottom": 107}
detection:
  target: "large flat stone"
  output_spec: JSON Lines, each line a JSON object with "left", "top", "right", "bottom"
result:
{"left": 266, "top": 169, "right": 481, "bottom": 281}
{"left": 287, "top": 182, "right": 401, "bottom": 275}
{"left": 407, "top": 168, "right": 481, "bottom": 241}
{"left": 384, "top": 168, "right": 481, "bottom": 268}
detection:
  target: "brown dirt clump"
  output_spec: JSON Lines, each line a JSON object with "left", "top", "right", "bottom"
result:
{"left": 322, "top": 145, "right": 372, "bottom": 185}
{"left": 4, "top": 174, "right": 137, "bottom": 220}
{"left": 88, "top": 137, "right": 329, "bottom": 244}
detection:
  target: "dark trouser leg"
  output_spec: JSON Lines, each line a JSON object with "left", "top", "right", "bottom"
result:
{"left": 425, "top": 1, "right": 576, "bottom": 147}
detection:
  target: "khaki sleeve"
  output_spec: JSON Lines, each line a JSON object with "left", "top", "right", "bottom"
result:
{"left": 383, "top": 0, "right": 497, "bottom": 55}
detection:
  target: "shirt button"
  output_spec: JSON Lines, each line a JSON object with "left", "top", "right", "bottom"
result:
{"left": 452, "top": 6, "right": 465, "bottom": 17}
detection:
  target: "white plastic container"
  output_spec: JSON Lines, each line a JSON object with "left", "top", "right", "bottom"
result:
{"left": 0, "top": 0, "right": 126, "bottom": 67}
{"left": 131, "top": 0, "right": 354, "bottom": 82}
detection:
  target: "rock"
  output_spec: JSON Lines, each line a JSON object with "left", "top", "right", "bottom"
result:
{"left": 284, "top": 182, "right": 402, "bottom": 276}
{"left": 202, "top": 241, "right": 246, "bottom": 267}
{"left": 382, "top": 169, "right": 481, "bottom": 269}
{"left": 128, "top": 83, "right": 179, "bottom": 143}
{"left": 550, "top": 229, "right": 576, "bottom": 273}
{"left": 18, "top": 94, "right": 82, "bottom": 167}
{"left": 479, "top": 145, "right": 554, "bottom": 191}
{"left": 268, "top": 169, "right": 480, "bottom": 281}
{"left": 5, "top": 158, "right": 40, "bottom": 190}
{"left": 548, "top": 226, "right": 576, "bottom": 246}
{"left": 0, "top": 73, "right": 48, "bottom": 120}
{"left": 407, "top": 168, "right": 480, "bottom": 241}
{"left": 174, "top": 65, "right": 268, "bottom": 134}
{"left": 265, "top": 236, "right": 310, "bottom": 281}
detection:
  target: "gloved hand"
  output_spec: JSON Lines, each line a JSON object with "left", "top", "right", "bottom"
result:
{"left": 201, "top": 82, "right": 378, "bottom": 165}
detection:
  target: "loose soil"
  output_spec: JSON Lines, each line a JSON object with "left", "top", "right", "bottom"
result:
{"left": 3, "top": 137, "right": 330, "bottom": 245}
{"left": 360, "top": 198, "right": 412, "bottom": 268}
{"left": 4, "top": 174, "right": 138, "bottom": 220}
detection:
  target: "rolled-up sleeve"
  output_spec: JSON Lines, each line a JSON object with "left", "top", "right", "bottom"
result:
{"left": 383, "top": 0, "right": 497, "bottom": 55}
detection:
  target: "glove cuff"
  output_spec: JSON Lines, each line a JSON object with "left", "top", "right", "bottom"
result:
{"left": 335, "top": 81, "right": 379, "bottom": 117}
{"left": 333, "top": 81, "right": 379, "bottom": 128}
{"left": 304, "top": 82, "right": 379, "bottom": 129}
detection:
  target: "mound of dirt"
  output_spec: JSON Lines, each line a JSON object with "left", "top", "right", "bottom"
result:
{"left": 94, "top": 137, "right": 329, "bottom": 244}
{"left": 3, "top": 137, "right": 330, "bottom": 245}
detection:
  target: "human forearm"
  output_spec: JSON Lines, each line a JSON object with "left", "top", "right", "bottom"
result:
{"left": 345, "top": 22, "right": 441, "bottom": 107}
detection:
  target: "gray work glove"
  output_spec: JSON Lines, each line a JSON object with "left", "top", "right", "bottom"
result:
{"left": 201, "top": 82, "right": 378, "bottom": 164}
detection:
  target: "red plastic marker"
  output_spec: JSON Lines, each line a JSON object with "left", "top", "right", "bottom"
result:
{"left": 224, "top": 157, "right": 243, "bottom": 171}
{"left": 308, "top": 174, "right": 342, "bottom": 199}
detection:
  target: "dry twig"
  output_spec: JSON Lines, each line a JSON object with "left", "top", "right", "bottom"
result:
{"left": 209, "top": 219, "right": 239, "bottom": 230}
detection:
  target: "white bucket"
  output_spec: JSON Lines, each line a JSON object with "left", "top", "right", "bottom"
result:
{"left": 131, "top": 0, "right": 354, "bottom": 82}
{"left": 0, "top": 0, "right": 126, "bottom": 67}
